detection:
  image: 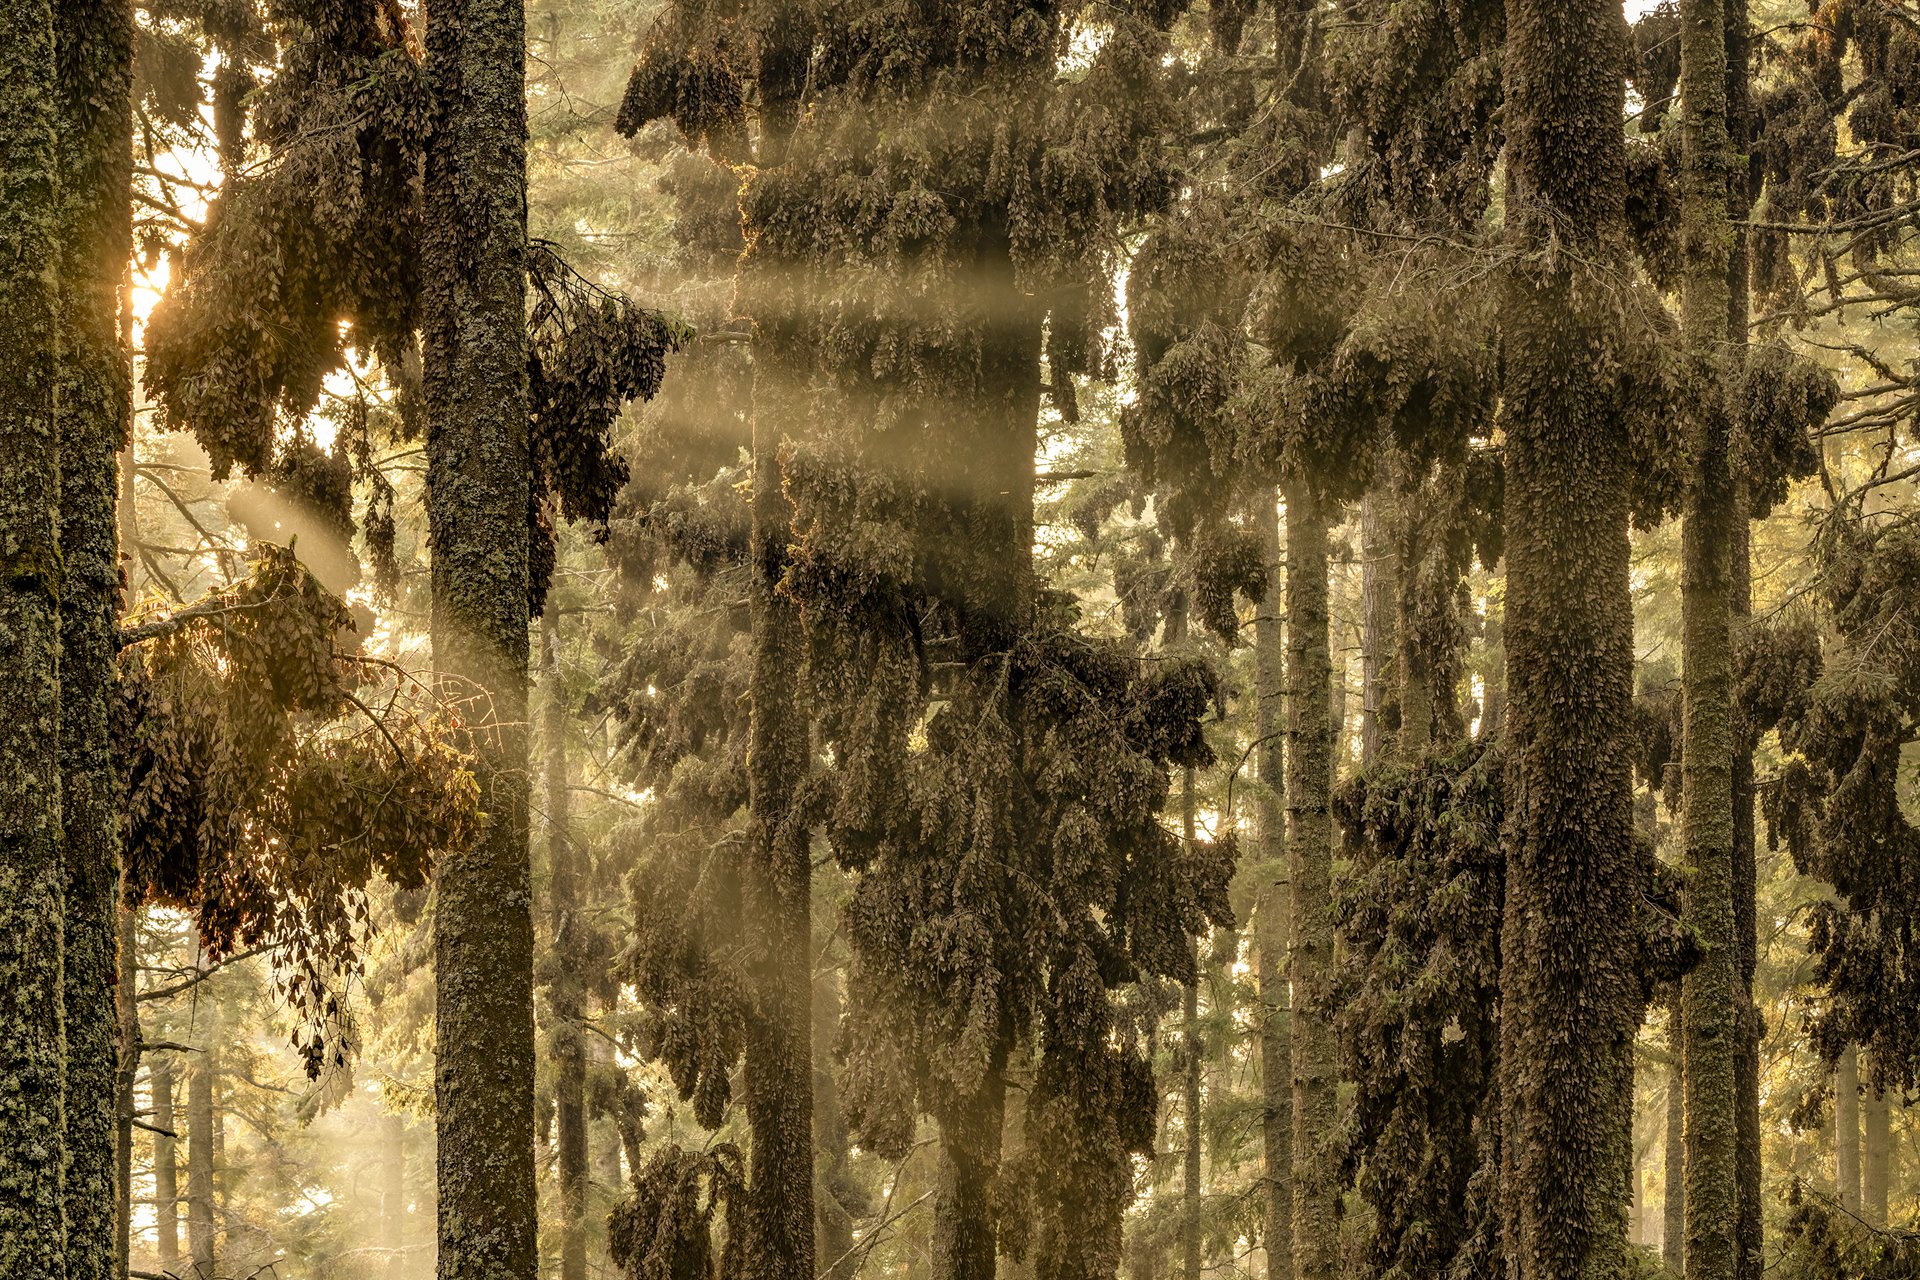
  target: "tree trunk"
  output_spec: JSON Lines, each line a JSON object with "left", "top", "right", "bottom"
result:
{"left": 542, "top": 614, "right": 588, "bottom": 1280}
{"left": 1183, "top": 768, "right": 1204, "bottom": 1280}
{"left": 188, "top": 1037, "right": 217, "bottom": 1274}
{"left": 1862, "top": 1063, "right": 1889, "bottom": 1228}
{"left": 813, "top": 957, "right": 857, "bottom": 1279}
{"left": 1665, "top": 1007, "right": 1685, "bottom": 1277}
{"left": 935, "top": 1069, "right": 1006, "bottom": 1280}
{"left": 742, "top": 330, "right": 816, "bottom": 1280}
{"left": 154, "top": 1055, "right": 180, "bottom": 1273}
{"left": 1359, "top": 487, "right": 1397, "bottom": 769}
{"left": 421, "top": 0, "right": 538, "bottom": 1275}
{"left": 382, "top": 1110, "right": 408, "bottom": 1279}
{"left": 1284, "top": 479, "right": 1337, "bottom": 1280}
{"left": 1498, "top": 3, "right": 1642, "bottom": 1275}
{"left": 998, "top": 1036, "right": 1035, "bottom": 1280}
{"left": 1835, "top": 1045, "right": 1860, "bottom": 1214}
{"left": 1724, "top": 5, "right": 1764, "bottom": 1274}
{"left": 55, "top": 5, "right": 133, "bottom": 1278}
{"left": 1255, "top": 492, "right": 1292, "bottom": 1280}
{"left": 0, "top": 0, "right": 69, "bottom": 1268}
{"left": 1678, "top": 4, "right": 1740, "bottom": 1279}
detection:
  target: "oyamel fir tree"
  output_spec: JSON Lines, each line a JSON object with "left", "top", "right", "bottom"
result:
{"left": 141, "top": 3, "right": 680, "bottom": 1275}
{"left": 622, "top": 3, "right": 1235, "bottom": 1277}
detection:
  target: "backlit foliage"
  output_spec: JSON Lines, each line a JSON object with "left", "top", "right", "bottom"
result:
{"left": 118, "top": 544, "right": 480, "bottom": 1074}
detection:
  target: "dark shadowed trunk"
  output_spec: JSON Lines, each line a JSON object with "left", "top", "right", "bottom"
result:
{"left": 0, "top": 0, "right": 68, "bottom": 1267}
{"left": 742, "top": 340, "right": 816, "bottom": 1280}
{"left": 935, "top": 1066, "right": 1007, "bottom": 1280}
{"left": 543, "top": 613, "right": 588, "bottom": 1280}
{"left": 56, "top": 3, "right": 134, "bottom": 1276}
{"left": 1497, "top": 2, "right": 1642, "bottom": 1275}
{"left": 1182, "top": 767, "right": 1203, "bottom": 1280}
{"left": 1835, "top": 1045, "right": 1860, "bottom": 1214}
{"left": 1256, "top": 492, "right": 1292, "bottom": 1280}
{"left": 1678, "top": 3, "right": 1739, "bottom": 1279}
{"left": 1285, "top": 479, "right": 1337, "bottom": 1280}
{"left": 421, "top": 0, "right": 537, "bottom": 1276}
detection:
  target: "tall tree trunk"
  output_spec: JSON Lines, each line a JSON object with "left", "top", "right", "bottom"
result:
{"left": 1284, "top": 480, "right": 1337, "bottom": 1280}
{"left": 154, "top": 1055, "right": 180, "bottom": 1273}
{"left": 0, "top": 0, "right": 69, "bottom": 1268}
{"left": 1862, "top": 1063, "right": 1889, "bottom": 1228}
{"left": 1182, "top": 768, "right": 1204, "bottom": 1280}
{"left": 1835, "top": 1045, "right": 1860, "bottom": 1214}
{"left": 1724, "top": 4, "right": 1764, "bottom": 1274}
{"left": 421, "top": 0, "right": 537, "bottom": 1276}
{"left": 188, "top": 1036, "right": 217, "bottom": 1274}
{"left": 742, "top": 342, "right": 816, "bottom": 1280}
{"left": 998, "top": 1035, "right": 1035, "bottom": 1280}
{"left": 56, "top": 3, "right": 133, "bottom": 1277}
{"left": 542, "top": 614, "right": 588, "bottom": 1280}
{"left": 934, "top": 1069, "right": 1007, "bottom": 1280}
{"left": 1497, "top": 2, "right": 1641, "bottom": 1274}
{"left": 813, "top": 962, "right": 857, "bottom": 1280}
{"left": 382, "top": 1110, "right": 408, "bottom": 1279}
{"left": 1255, "top": 493, "right": 1292, "bottom": 1280}
{"left": 1678, "top": 4, "right": 1740, "bottom": 1279}
{"left": 1359, "top": 487, "right": 1396, "bottom": 769}
{"left": 1665, "top": 1007, "right": 1685, "bottom": 1277}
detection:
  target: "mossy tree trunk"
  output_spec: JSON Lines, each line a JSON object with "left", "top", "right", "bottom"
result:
{"left": 1724, "top": 5, "right": 1764, "bottom": 1275}
{"left": 1835, "top": 1045, "right": 1860, "bottom": 1214}
{"left": 1255, "top": 492, "right": 1292, "bottom": 1280}
{"left": 0, "top": 0, "right": 68, "bottom": 1269}
{"left": 421, "top": 0, "right": 537, "bottom": 1275}
{"left": 1497, "top": 2, "right": 1642, "bottom": 1274}
{"left": 1678, "top": 3, "right": 1740, "bottom": 1279}
{"left": 55, "top": 3, "right": 133, "bottom": 1276}
{"left": 1284, "top": 479, "right": 1337, "bottom": 1280}
{"left": 1182, "top": 766, "right": 1203, "bottom": 1280}
{"left": 541, "top": 614, "right": 587, "bottom": 1280}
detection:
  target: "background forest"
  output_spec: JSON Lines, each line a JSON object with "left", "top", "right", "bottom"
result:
{"left": 4, "top": 0, "right": 1920, "bottom": 1279}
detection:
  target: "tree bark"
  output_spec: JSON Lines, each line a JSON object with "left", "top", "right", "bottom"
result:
{"left": 1835, "top": 1045, "right": 1860, "bottom": 1215}
{"left": 542, "top": 614, "right": 587, "bottom": 1280}
{"left": 0, "top": 0, "right": 69, "bottom": 1269}
{"left": 1497, "top": 2, "right": 1642, "bottom": 1275}
{"left": 1862, "top": 1061, "right": 1889, "bottom": 1228}
{"left": 188, "top": 1035, "right": 217, "bottom": 1274}
{"left": 1255, "top": 492, "right": 1292, "bottom": 1280}
{"left": 55, "top": 4, "right": 134, "bottom": 1278}
{"left": 1678, "top": 4, "right": 1740, "bottom": 1279}
{"left": 421, "top": 0, "right": 538, "bottom": 1276}
{"left": 154, "top": 1055, "right": 179, "bottom": 1272}
{"left": 1724, "top": 5, "right": 1764, "bottom": 1275}
{"left": 742, "top": 330, "right": 816, "bottom": 1280}
{"left": 1284, "top": 480, "right": 1337, "bottom": 1280}
{"left": 934, "top": 1070, "right": 1006, "bottom": 1280}
{"left": 813, "top": 964, "right": 857, "bottom": 1280}
{"left": 1182, "top": 768, "right": 1204, "bottom": 1280}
